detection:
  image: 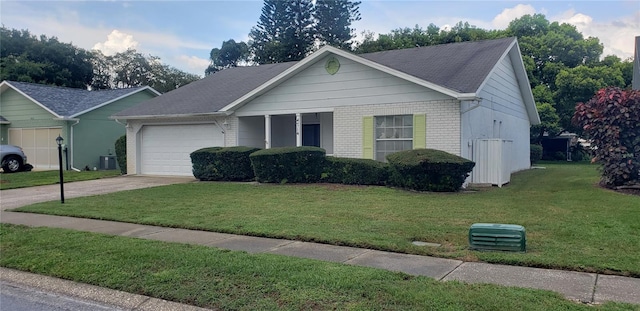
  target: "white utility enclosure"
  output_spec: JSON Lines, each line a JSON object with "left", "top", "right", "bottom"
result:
{"left": 471, "top": 139, "right": 512, "bottom": 187}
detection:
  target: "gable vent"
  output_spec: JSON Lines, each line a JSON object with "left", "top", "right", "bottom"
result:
{"left": 469, "top": 223, "right": 526, "bottom": 252}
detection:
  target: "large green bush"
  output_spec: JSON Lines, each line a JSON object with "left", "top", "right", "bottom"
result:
{"left": 114, "top": 135, "right": 126, "bottom": 174}
{"left": 250, "top": 146, "right": 326, "bottom": 183}
{"left": 322, "top": 157, "right": 388, "bottom": 185}
{"left": 530, "top": 144, "right": 543, "bottom": 165}
{"left": 191, "top": 146, "right": 261, "bottom": 181}
{"left": 386, "top": 149, "right": 475, "bottom": 192}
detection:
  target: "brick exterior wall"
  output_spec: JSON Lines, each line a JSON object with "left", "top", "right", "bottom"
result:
{"left": 333, "top": 100, "right": 461, "bottom": 158}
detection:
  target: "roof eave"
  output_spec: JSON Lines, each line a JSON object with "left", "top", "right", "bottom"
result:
{"left": 110, "top": 111, "right": 232, "bottom": 120}
{"left": 53, "top": 117, "right": 80, "bottom": 121}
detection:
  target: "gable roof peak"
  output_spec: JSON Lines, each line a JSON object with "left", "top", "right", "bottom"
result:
{"left": 1, "top": 80, "right": 157, "bottom": 118}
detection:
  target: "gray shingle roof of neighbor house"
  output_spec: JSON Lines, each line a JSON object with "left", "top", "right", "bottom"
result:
{"left": 114, "top": 37, "right": 519, "bottom": 118}
{"left": 1, "top": 81, "right": 158, "bottom": 118}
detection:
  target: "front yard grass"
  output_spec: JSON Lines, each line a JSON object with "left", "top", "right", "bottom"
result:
{"left": 13, "top": 163, "right": 640, "bottom": 276}
{"left": 1, "top": 224, "right": 636, "bottom": 311}
{"left": 0, "top": 170, "right": 121, "bottom": 190}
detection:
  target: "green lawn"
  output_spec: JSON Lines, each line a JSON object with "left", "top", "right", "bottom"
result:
{"left": 13, "top": 163, "right": 640, "bottom": 276}
{"left": 0, "top": 170, "right": 121, "bottom": 190}
{"left": 1, "top": 224, "right": 635, "bottom": 311}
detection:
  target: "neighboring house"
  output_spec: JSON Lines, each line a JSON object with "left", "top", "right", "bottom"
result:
{"left": 633, "top": 36, "right": 639, "bottom": 90}
{"left": 0, "top": 81, "right": 160, "bottom": 170}
{"left": 114, "top": 37, "right": 540, "bottom": 179}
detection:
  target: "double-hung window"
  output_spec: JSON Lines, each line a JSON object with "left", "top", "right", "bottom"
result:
{"left": 375, "top": 115, "right": 413, "bottom": 161}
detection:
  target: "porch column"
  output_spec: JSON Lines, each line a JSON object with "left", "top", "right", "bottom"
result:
{"left": 295, "top": 113, "right": 302, "bottom": 147}
{"left": 265, "top": 114, "right": 271, "bottom": 149}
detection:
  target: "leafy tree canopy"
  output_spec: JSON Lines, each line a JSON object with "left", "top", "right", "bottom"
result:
{"left": 92, "top": 49, "right": 200, "bottom": 93}
{"left": 1, "top": 26, "right": 93, "bottom": 88}
{"left": 206, "top": 39, "right": 250, "bottom": 75}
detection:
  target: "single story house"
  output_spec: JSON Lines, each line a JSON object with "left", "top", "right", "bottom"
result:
{"left": 0, "top": 81, "right": 160, "bottom": 170}
{"left": 113, "top": 37, "right": 540, "bottom": 179}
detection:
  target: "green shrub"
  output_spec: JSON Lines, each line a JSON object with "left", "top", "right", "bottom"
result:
{"left": 530, "top": 144, "right": 542, "bottom": 165}
{"left": 250, "top": 146, "right": 326, "bottom": 183}
{"left": 114, "top": 135, "right": 126, "bottom": 174}
{"left": 386, "top": 149, "right": 475, "bottom": 192}
{"left": 322, "top": 157, "right": 388, "bottom": 185}
{"left": 191, "top": 146, "right": 260, "bottom": 181}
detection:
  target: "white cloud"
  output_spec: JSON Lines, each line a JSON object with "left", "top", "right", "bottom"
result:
{"left": 553, "top": 9, "right": 639, "bottom": 59}
{"left": 175, "top": 55, "right": 210, "bottom": 76}
{"left": 492, "top": 4, "right": 537, "bottom": 29}
{"left": 93, "top": 30, "right": 138, "bottom": 55}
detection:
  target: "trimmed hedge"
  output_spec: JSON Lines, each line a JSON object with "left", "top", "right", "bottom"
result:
{"left": 387, "top": 149, "right": 475, "bottom": 192}
{"left": 115, "top": 135, "right": 127, "bottom": 174}
{"left": 250, "top": 146, "right": 326, "bottom": 183}
{"left": 191, "top": 146, "right": 261, "bottom": 181}
{"left": 530, "top": 144, "right": 543, "bottom": 165}
{"left": 322, "top": 157, "right": 388, "bottom": 185}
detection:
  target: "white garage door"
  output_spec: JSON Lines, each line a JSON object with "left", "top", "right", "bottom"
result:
{"left": 140, "top": 124, "right": 223, "bottom": 176}
{"left": 8, "top": 127, "right": 61, "bottom": 170}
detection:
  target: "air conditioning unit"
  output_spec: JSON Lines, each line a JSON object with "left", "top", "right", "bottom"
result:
{"left": 469, "top": 223, "right": 526, "bottom": 252}
{"left": 99, "top": 155, "right": 117, "bottom": 170}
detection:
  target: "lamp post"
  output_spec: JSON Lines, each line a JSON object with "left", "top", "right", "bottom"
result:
{"left": 56, "top": 135, "right": 64, "bottom": 204}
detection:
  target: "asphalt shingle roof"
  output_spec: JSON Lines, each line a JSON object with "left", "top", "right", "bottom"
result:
{"left": 114, "top": 37, "right": 516, "bottom": 118}
{"left": 360, "top": 37, "right": 514, "bottom": 93}
{"left": 6, "top": 81, "right": 148, "bottom": 117}
{"left": 114, "top": 62, "right": 297, "bottom": 118}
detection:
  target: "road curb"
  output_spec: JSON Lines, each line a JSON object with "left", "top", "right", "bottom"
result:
{"left": 0, "top": 267, "right": 215, "bottom": 311}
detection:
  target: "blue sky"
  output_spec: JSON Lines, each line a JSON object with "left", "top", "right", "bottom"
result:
{"left": 1, "top": 1, "right": 638, "bottom": 76}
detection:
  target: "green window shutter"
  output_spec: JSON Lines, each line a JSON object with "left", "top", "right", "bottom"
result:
{"left": 413, "top": 114, "right": 426, "bottom": 149}
{"left": 363, "top": 116, "right": 374, "bottom": 159}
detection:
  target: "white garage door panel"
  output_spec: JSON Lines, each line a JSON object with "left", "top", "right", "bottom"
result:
{"left": 140, "top": 124, "right": 223, "bottom": 176}
{"left": 8, "top": 128, "right": 60, "bottom": 169}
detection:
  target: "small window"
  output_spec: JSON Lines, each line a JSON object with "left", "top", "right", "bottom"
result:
{"left": 375, "top": 115, "right": 413, "bottom": 161}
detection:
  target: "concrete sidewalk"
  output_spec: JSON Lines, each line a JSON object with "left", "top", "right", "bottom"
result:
{"left": 1, "top": 211, "right": 639, "bottom": 306}
{"left": 1, "top": 177, "right": 639, "bottom": 307}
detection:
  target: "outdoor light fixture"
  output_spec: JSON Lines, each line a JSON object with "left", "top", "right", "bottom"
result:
{"left": 56, "top": 135, "right": 65, "bottom": 204}
{"left": 222, "top": 119, "right": 230, "bottom": 129}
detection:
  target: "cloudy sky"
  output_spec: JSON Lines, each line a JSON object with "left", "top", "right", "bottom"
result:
{"left": 1, "top": 1, "right": 638, "bottom": 77}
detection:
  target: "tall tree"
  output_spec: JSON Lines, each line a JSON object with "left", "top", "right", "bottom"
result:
{"left": 554, "top": 65, "right": 626, "bottom": 131}
{"left": 0, "top": 27, "right": 93, "bottom": 88}
{"left": 249, "top": 0, "right": 314, "bottom": 64}
{"left": 206, "top": 39, "right": 250, "bottom": 75}
{"left": 354, "top": 23, "right": 503, "bottom": 53}
{"left": 90, "top": 49, "right": 199, "bottom": 92}
{"left": 314, "top": 0, "right": 361, "bottom": 49}
{"left": 507, "top": 15, "right": 603, "bottom": 89}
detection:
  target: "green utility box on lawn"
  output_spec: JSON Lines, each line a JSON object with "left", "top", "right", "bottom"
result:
{"left": 469, "top": 223, "right": 526, "bottom": 252}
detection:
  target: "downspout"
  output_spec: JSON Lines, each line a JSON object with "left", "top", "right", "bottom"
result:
{"left": 212, "top": 119, "right": 227, "bottom": 147}
{"left": 70, "top": 119, "right": 81, "bottom": 171}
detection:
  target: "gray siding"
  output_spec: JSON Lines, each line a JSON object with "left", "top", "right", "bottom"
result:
{"left": 463, "top": 52, "right": 532, "bottom": 173}
{"left": 236, "top": 55, "right": 453, "bottom": 116}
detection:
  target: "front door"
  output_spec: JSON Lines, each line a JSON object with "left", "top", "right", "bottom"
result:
{"left": 302, "top": 124, "right": 320, "bottom": 147}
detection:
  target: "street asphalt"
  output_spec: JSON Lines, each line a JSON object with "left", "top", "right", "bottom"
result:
{"left": 0, "top": 175, "right": 638, "bottom": 308}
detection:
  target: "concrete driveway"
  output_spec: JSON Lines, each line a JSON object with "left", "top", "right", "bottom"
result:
{"left": 0, "top": 175, "right": 196, "bottom": 211}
